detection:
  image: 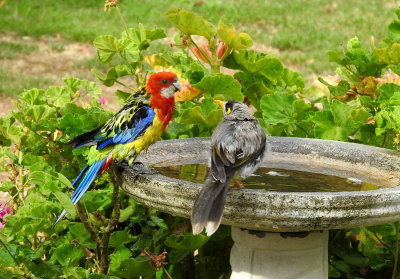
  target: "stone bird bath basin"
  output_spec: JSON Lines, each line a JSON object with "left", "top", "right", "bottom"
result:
{"left": 120, "top": 137, "right": 400, "bottom": 279}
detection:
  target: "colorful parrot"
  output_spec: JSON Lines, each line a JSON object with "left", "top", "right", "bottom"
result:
{"left": 54, "top": 71, "right": 181, "bottom": 225}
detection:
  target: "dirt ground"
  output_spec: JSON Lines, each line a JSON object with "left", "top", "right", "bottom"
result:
{"left": 0, "top": 35, "right": 126, "bottom": 116}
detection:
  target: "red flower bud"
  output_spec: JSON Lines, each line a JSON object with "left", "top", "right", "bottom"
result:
{"left": 217, "top": 41, "right": 228, "bottom": 59}
{"left": 191, "top": 44, "right": 212, "bottom": 64}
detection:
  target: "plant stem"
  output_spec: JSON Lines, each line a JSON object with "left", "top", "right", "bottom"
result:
{"left": 0, "top": 238, "right": 18, "bottom": 265}
{"left": 211, "top": 64, "right": 220, "bottom": 74}
{"left": 392, "top": 222, "right": 399, "bottom": 279}
{"left": 99, "top": 167, "right": 121, "bottom": 274}
{"left": 115, "top": 80, "right": 136, "bottom": 92}
{"left": 295, "top": 123, "right": 311, "bottom": 137}
{"left": 116, "top": 7, "right": 130, "bottom": 39}
{"left": 16, "top": 149, "right": 25, "bottom": 205}
{"left": 76, "top": 203, "right": 100, "bottom": 244}
{"left": 162, "top": 266, "right": 173, "bottom": 279}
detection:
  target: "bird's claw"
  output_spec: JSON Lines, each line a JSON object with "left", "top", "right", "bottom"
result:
{"left": 131, "top": 161, "right": 158, "bottom": 175}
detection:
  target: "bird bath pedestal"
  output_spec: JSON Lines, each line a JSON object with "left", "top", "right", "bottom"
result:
{"left": 120, "top": 137, "right": 400, "bottom": 279}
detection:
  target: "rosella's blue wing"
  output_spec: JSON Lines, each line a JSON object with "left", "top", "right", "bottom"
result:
{"left": 95, "top": 105, "right": 155, "bottom": 149}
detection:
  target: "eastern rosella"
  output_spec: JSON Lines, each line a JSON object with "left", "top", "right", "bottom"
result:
{"left": 191, "top": 101, "right": 266, "bottom": 236}
{"left": 54, "top": 72, "right": 181, "bottom": 225}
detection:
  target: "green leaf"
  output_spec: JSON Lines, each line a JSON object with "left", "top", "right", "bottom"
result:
{"left": 177, "top": 98, "right": 223, "bottom": 132}
{"left": 27, "top": 261, "right": 63, "bottom": 278}
{"left": 53, "top": 191, "right": 77, "bottom": 220}
{"left": 389, "top": 20, "right": 400, "bottom": 35}
{"left": 194, "top": 74, "right": 243, "bottom": 101}
{"left": 166, "top": 8, "right": 215, "bottom": 39}
{"left": 367, "top": 223, "right": 396, "bottom": 236}
{"left": 374, "top": 43, "right": 400, "bottom": 64}
{"left": 118, "top": 199, "right": 136, "bottom": 222}
{"left": 313, "top": 111, "right": 348, "bottom": 141}
{"left": 109, "top": 231, "right": 133, "bottom": 247}
{"left": 81, "top": 188, "right": 112, "bottom": 212}
{"left": 121, "top": 26, "right": 166, "bottom": 43}
{"left": 217, "top": 19, "right": 253, "bottom": 49}
{"left": 45, "top": 86, "right": 72, "bottom": 107}
{"left": 115, "top": 90, "right": 132, "bottom": 104}
{"left": 93, "top": 35, "right": 120, "bottom": 63}
{"left": 328, "top": 264, "right": 341, "bottom": 278}
{"left": 0, "top": 181, "right": 13, "bottom": 191}
{"left": 377, "top": 83, "right": 400, "bottom": 103}
{"left": 260, "top": 93, "right": 311, "bottom": 136}
{"left": 318, "top": 79, "right": 350, "bottom": 96}
{"left": 52, "top": 243, "right": 85, "bottom": 267}
{"left": 0, "top": 249, "right": 15, "bottom": 267}
{"left": 145, "top": 28, "right": 167, "bottom": 41}
{"left": 119, "top": 40, "right": 141, "bottom": 62}
{"left": 26, "top": 105, "right": 56, "bottom": 122}
{"left": 168, "top": 249, "right": 189, "bottom": 263}
{"left": 327, "top": 50, "right": 346, "bottom": 66}
{"left": 68, "top": 223, "right": 97, "bottom": 249}
{"left": 92, "top": 65, "right": 134, "bottom": 87}
{"left": 109, "top": 245, "right": 132, "bottom": 273}
{"left": 57, "top": 172, "right": 73, "bottom": 189}
{"left": 256, "top": 57, "right": 284, "bottom": 83}
{"left": 312, "top": 100, "right": 370, "bottom": 141}
{"left": 165, "top": 233, "right": 208, "bottom": 251}
{"left": 20, "top": 88, "right": 46, "bottom": 105}
{"left": 111, "top": 258, "right": 155, "bottom": 278}
{"left": 150, "top": 216, "right": 168, "bottom": 230}
{"left": 227, "top": 50, "right": 284, "bottom": 83}
{"left": 282, "top": 68, "right": 305, "bottom": 90}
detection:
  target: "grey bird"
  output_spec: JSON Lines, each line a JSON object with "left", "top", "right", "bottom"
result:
{"left": 191, "top": 100, "right": 267, "bottom": 236}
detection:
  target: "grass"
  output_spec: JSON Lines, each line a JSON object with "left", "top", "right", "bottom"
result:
{"left": 0, "top": 68, "right": 52, "bottom": 96}
{"left": 0, "top": 0, "right": 398, "bottom": 97}
{"left": 1, "top": 0, "right": 398, "bottom": 71}
{"left": 0, "top": 40, "right": 38, "bottom": 59}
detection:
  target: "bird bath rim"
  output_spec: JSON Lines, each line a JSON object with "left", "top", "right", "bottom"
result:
{"left": 120, "top": 137, "right": 400, "bottom": 232}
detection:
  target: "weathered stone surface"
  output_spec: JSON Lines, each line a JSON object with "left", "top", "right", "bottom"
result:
{"left": 121, "top": 137, "right": 400, "bottom": 232}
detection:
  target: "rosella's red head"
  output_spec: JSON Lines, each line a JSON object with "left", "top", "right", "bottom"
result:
{"left": 146, "top": 72, "right": 181, "bottom": 99}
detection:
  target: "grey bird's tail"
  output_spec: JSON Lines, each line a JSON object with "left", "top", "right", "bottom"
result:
{"left": 191, "top": 174, "right": 233, "bottom": 236}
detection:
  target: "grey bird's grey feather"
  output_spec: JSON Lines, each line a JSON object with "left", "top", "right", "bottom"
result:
{"left": 191, "top": 101, "right": 267, "bottom": 236}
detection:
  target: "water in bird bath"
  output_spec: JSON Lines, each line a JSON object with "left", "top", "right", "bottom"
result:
{"left": 152, "top": 163, "right": 384, "bottom": 192}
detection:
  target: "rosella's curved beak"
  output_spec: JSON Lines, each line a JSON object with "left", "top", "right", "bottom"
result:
{"left": 173, "top": 80, "right": 181, "bottom": 92}
{"left": 214, "top": 100, "right": 225, "bottom": 108}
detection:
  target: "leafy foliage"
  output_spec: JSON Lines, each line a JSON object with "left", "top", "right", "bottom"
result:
{"left": 0, "top": 2, "right": 400, "bottom": 279}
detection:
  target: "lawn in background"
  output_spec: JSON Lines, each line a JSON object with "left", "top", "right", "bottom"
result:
{"left": 0, "top": 0, "right": 398, "bottom": 96}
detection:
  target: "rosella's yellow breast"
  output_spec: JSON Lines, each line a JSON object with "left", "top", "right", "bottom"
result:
{"left": 113, "top": 113, "right": 165, "bottom": 160}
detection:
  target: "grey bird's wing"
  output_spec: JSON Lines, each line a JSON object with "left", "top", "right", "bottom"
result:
{"left": 211, "top": 118, "right": 266, "bottom": 175}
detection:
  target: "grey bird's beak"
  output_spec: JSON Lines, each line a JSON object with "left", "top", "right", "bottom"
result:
{"left": 173, "top": 80, "right": 181, "bottom": 92}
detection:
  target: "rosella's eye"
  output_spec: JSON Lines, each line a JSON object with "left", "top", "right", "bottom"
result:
{"left": 162, "top": 79, "right": 169, "bottom": 84}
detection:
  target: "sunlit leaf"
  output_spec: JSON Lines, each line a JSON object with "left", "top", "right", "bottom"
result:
{"left": 166, "top": 8, "right": 215, "bottom": 39}
{"left": 217, "top": 19, "right": 253, "bottom": 49}
{"left": 194, "top": 74, "right": 243, "bottom": 101}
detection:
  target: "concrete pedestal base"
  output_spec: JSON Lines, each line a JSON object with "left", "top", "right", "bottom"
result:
{"left": 230, "top": 228, "right": 328, "bottom": 279}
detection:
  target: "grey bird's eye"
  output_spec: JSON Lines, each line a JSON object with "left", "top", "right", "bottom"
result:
{"left": 162, "top": 79, "right": 169, "bottom": 84}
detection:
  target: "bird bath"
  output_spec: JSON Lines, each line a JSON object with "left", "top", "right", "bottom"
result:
{"left": 120, "top": 137, "right": 400, "bottom": 279}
